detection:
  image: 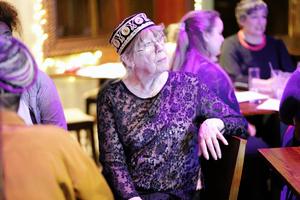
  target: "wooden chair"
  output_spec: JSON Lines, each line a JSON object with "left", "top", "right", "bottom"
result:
{"left": 84, "top": 88, "right": 98, "bottom": 115}
{"left": 64, "top": 108, "right": 98, "bottom": 164}
{"left": 201, "top": 136, "right": 247, "bottom": 200}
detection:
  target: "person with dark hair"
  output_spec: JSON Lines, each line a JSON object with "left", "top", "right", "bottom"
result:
{"left": 220, "top": 0, "right": 295, "bottom": 89}
{"left": 97, "top": 12, "right": 248, "bottom": 200}
{"left": 0, "top": 1, "right": 67, "bottom": 129}
{"left": 278, "top": 67, "right": 300, "bottom": 200}
{"left": 0, "top": 0, "right": 20, "bottom": 36}
{"left": 0, "top": 36, "right": 113, "bottom": 200}
{"left": 280, "top": 67, "right": 300, "bottom": 147}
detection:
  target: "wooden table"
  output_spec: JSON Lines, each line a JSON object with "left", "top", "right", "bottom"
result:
{"left": 259, "top": 147, "right": 300, "bottom": 197}
{"left": 239, "top": 100, "right": 277, "bottom": 116}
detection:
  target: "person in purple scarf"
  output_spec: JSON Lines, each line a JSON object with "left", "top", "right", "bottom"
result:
{"left": 0, "top": 1, "right": 66, "bottom": 129}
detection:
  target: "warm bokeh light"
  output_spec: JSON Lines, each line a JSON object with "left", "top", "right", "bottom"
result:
{"left": 32, "top": 0, "right": 47, "bottom": 68}
{"left": 76, "top": 63, "right": 127, "bottom": 79}
{"left": 33, "top": 0, "right": 103, "bottom": 73}
{"left": 42, "top": 51, "right": 103, "bottom": 74}
{"left": 194, "top": 0, "right": 203, "bottom": 10}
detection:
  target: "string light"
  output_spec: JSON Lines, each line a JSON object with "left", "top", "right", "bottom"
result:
{"left": 32, "top": 0, "right": 103, "bottom": 73}
{"left": 194, "top": 0, "right": 203, "bottom": 10}
{"left": 32, "top": 0, "right": 47, "bottom": 69}
{"left": 42, "top": 51, "right": 103, "bottom": 74}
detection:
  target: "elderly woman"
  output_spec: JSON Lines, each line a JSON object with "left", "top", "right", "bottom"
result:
{"left": 220, "top": 0, "right": 295, "bottom": 89}
{"left": 0, "top": 1, "right": 66, "bottom": 128}
{"left": 97, "top": 13, "right": 247, "bottom": 200}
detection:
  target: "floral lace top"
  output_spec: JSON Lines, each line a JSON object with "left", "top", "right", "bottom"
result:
{"left": 97, "top": 72, "right": 247, "bottom": 199}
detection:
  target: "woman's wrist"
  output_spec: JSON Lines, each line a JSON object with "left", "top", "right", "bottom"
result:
{"left": 208, "top": 118, "right": 225, "bottom": 133}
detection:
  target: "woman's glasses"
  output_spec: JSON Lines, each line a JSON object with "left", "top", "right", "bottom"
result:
{"left": 136, "top": 33, "right": 166, "bottom": 53}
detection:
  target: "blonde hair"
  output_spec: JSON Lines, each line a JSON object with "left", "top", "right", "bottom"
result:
{"left": 235, "top": 0, "right": 268, "bottom": 26}
{"left": 171, "top": 10, "right": 220, "bottom": 71}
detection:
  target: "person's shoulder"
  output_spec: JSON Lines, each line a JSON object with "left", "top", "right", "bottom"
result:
{"left": 36, "top": 70, "right": 53, "bottom": 83}
{"left": 202, "top": 62, "right": 224, "bottom": 76}
{"left": 266, "top": 35, "right": 285, "bottom": 46}
{"left": 30, "top": 124, "right": 68, "bottom": 136}
{"left": 97, "top": 79, "right": 122, "bottom": 99}
{"left": 170, "top": 71, "right": 199, "bottom": 81}
{"left": 222, "top": 34, "right": 239, "bottom": 50}
{"left": 29, "top": 69, "right": 55, "bottom": 92}
{"left": 19, "top": 124, "right": 70, "bottom": 143}
{"left": 224, "top": 34, "right": 238, "bottom": 43}
{"left": 169, "top": 71, "right": 203, "bottom": 89}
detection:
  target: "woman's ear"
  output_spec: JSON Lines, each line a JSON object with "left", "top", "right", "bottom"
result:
{"left": 202, "top": 31, "right": 210, "bottom": 43}
{"left": 239, "top": 16, "right": 246, "bottom": 28}
{"left": 121, "top": 54, "right": 134, "bottom": 69}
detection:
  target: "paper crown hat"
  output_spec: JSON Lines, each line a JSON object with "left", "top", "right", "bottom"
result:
{"left": 109, "top": 13, "right": 155, "bottom": 54}
{"left": 0, "top": 36, "right": 38, "bottom": 94}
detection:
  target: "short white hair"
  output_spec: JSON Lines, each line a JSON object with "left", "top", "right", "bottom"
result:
{"left": 235, "top": 0, "right": 268, "bottom": 26}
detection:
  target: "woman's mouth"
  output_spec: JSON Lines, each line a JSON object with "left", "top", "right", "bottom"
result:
{"left": 157, "top": 57, "right": 167, "bottom": 63}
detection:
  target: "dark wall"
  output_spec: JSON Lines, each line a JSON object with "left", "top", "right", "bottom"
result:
{"left": 215, "top": 0, "right": 289, "bottom": 38}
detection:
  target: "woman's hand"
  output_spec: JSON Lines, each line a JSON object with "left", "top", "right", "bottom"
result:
{"left": 198, "top": 118, "right": 228, "bottom": 160}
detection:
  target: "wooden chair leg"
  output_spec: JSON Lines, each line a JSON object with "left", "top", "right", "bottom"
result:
{"left": 89, "top": 126, "right": 98, "bottom": 164}
{"left": 76, "top": 130, "right": 81, "bottom": 144}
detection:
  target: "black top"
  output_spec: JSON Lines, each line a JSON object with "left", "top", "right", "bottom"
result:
{"left": 220, "top": 34, "right": 295, "bottom": 86}
{"left": 97, "top": 72, "right": 247, "bottom": 199}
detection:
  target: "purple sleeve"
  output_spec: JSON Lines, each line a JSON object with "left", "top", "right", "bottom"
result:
{"left": 37, "top": 71, "right": 67, "bottom": 130}
{"left": 197, "top": 83, "right": 248, "bottom": 138}
{"left": 97, "top": 89, "right": 139, "bottom": 199}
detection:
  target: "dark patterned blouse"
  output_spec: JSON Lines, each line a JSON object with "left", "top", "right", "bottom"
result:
{"left": 97, "top": 72, "right": 247, "bottom": 199}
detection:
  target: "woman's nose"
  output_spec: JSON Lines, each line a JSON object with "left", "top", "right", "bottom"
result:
{"left": 258, "top": 17, "right": 266, "bottom": 24}
{"left": 155, "top": 41, "right": 164, "bottom": 52}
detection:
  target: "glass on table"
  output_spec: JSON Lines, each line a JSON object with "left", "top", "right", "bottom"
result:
{"left": 248, "top": 67, "right": 260, "bottom": 92}
{"left": 271, "top": 70, "right": 292, "bottom": 100}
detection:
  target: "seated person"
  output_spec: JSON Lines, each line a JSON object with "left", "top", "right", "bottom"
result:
{"left": 280, "top": 67, "right": 300, "bottom": 146}
{"left": 0, "top": 1, "right": 67, "bottom": 128}
{"left": 171, "top": 10, "right": 269, "bottom": 200}
{"left": 171, "top": 10, "right": 240, "bottom": 115}
{"left": 220, "top": 0, "right": 295, "bottom": 90}
{"left": 97, "top": 12, "right": 248, "bottom": 200}
{"left": 0, "top": 36, "right": 113, "bottom": 200}
{"left": 277, "top": 67, "right": 300, "bottom": 200}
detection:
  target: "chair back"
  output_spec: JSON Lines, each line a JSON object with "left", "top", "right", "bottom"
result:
{"left": 201, "top": 136, "right": 247, "bottom": 200}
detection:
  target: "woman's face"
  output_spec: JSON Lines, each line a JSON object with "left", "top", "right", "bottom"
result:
{"left": 132, "top": 29, "right": 169, "bottom": 75}
{"left": 204, "top": 17, "right": 224, "bottom": 58}
{"left": 0, "top": 21, "right": 12, "bottom": 37}
{"left": 240, "top": 8, "right": 267, "bottom": 37}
